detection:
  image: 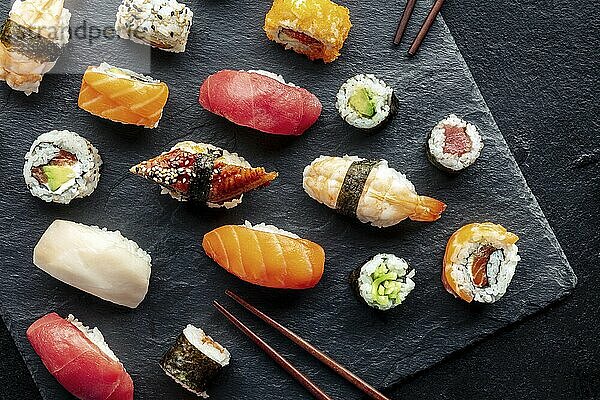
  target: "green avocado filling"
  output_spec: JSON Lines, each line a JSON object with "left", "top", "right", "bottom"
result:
{"left": 42, "top": 165, "right": 76, "bottom": 191}
{"left": 348, "top": 87, "right": 376, "bottom": 118}
{"left": 370, "top": 263, "right": 403, "bottom": 306}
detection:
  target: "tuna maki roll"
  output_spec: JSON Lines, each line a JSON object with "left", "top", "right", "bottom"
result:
{"left": 23, "top": 130, "right": 102, "bottom": 204}
{"left": 426, "top": 114, "right": 484, "bottom": 173}
{"left": 161, "top": 325, "right": 230, "bottom": 398}
{"left": 350, "top": 253, "right": 415, "bottom": 311}
{"left": 115, "top": 0, "right": 193, "bottom": 53}
{"left": 336, "top": 74, "right": 398, "bottom": 131}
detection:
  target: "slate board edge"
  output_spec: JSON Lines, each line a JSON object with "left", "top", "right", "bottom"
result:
{"left": 0, "top": 14, "right": 578, "bottom": 400}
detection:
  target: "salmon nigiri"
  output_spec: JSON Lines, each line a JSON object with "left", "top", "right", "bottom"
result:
{"left": 202, "top": 222, "right": 325, "bottom": 289}
{"left": 78, "top": 62, "right": 169, "bottom": 128}
{"left": 27, "top": 312, "right": 134, "bottom": 400}
{"left": 199, "top": 69, "right": 322, "bottom": 136}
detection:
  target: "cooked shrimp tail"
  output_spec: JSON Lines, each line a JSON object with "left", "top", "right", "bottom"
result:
{"left": 410, "top": 196, "right": 447, "bottom": 222}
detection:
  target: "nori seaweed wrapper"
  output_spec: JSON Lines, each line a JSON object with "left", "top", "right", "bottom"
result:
{"left": 0, "top": 19, "right": 62, "bottom": 63}
{"left": 336, "top": 159, "right": 380, "bottom": 217}
{"left": 160, "top": 331, "right": 225, "bottom": 397}
{"left": 189, "top": 149, "right": 221, "bottom": 204}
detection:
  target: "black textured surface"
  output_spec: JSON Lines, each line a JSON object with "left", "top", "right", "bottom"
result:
{"left": 0, "top": 1, "right": 596, "bottom": 400}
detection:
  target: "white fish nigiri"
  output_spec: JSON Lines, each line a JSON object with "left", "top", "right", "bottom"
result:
{"left": 33, "top": 220, "right": 152, "bottom": 308}
{"left": 303, "top": 155, "right": 446, "bottom": 228}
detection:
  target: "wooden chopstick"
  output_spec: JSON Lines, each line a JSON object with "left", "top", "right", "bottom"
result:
{"left": 213, "top": 300, "right": 334, "bottom": 400}
{"left": 225, "top": 290, "right": 391, "bottom": 400}
{"left": 408, "top": 0, "right": 446, "bottom": 56}
{"left": 394, "top": 0, "right": 417, "bottom": 45}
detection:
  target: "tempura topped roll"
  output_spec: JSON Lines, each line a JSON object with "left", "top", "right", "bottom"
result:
{"left": 264, "top": 0, "right": 351, "bottom": 63}
{"left": 443, "top": 222, "right": 520, "bottom": 303}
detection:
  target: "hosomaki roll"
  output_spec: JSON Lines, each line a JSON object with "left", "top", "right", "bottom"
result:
{"left": 27, "top": 313, "right": 134, "bottom": 400}
{"left": 442, "top": 222, "right": 520, "bottom": 303}
{"left": 303, "top": 155, "right": 446, "bottom": 227}
{"left": 264, "top": 0, "right": 351, "bottom": 63}
{"left": 202, "top": 221, "right": 325, "bottom": 289}
{"left": 160, "top": 325, "right": 230, "bottom": 398}
{"left": 78, "top": 62, "right": 169, "bottom": 128}
{"left": 33, "top": 220, "right": 152, "bottom": 308}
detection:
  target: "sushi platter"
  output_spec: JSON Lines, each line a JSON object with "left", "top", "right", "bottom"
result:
{"left": 0, "top": 0, "right": 577, "bottom": 399}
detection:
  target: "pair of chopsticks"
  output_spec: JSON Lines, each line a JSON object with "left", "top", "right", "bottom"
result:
{"left": 214, "top": 290, "right": 390, "bottom": 400}
{"left": 394, "top": 0, "right": 446, "bottom": 56}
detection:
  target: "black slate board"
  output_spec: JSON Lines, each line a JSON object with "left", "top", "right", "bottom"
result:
{"left": 0, "top": 0, "right": 577, "bottom": 399}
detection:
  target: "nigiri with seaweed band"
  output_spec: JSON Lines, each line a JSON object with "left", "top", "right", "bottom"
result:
{"left": 78, "top": 63, "right": 169, "bottom": 128}
{"left": 0, "top": 0, "right": 71, "bottom": 95}
{"left": 303, "top": 156, "right": 446, "bottom": 228}
{"left": 336, "top": 74, "right": 398, "bottom": 131}
{"left": 115, "top": 0, "right": 193, "bottom": 53}
{"left": 350, "top": 254, "right": 415, "bottom": 311}
{"left": 160, "top": 325, "right": 230, "bottom": 399}
{"left": 130, "top": 141, "right": 278, "bottom": 208}
{"left": 443, "top": 222, "right": 520, "bottom": 303}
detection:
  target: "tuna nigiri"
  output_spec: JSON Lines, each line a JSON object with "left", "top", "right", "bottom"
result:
{"left": 27, "top": 313, "right": 134, "bottom": 400}
{"left": 78, "top": 62, "right": 169, "bottom": 128}
{"left": 199, "top": 69, "right": 322, "bottom": 136}
{"left": 130, "top": 141, "right": 278, "bottom": 208}
{"left": 202, "top": 221, "right": 325, "bottom": 289}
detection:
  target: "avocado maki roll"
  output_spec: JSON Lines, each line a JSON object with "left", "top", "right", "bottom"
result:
{"left": 23, "top": 130, "right": 102, "bottom": 204}
{"left": 426, "top": 114, "right": 484, "bottom": 173}
{"left": 160, "top": 325, "right": 230, "bottom": 398}
{"left": 350, "top": 253, "right": 415, "bottom": 311}
{"left": 336, "top": 74, "right": 398, "bottom": 131}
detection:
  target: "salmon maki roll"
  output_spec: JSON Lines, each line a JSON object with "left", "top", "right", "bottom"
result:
{"left": 130, "top": 141, "right": 278, "bottom": 208}
{"left": 264, "top": 0, "right": 351, "bottom": 63}
{"left": 202, "top": 222, "right": 325, "bottom": 289}
{"left": 27, "top": 313, "right": 134, "bottom": 400}
{"left": 303, "top": 155, "right": 446, "bottom": 228}
{"left": 443, "top": 222, "right": 520, "bottom": 303}
{"left": 78, "top": 62, "right": 169, "bottom": 128}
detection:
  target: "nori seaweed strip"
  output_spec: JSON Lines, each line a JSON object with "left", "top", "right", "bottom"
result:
{"left": 160, "top": 332, "right": 224, "bottom": 396}
{"left": 189, "top": 150, "right": 221, "bottom": 204}
{"left": 0, "top": 20, "right": 62, "bottom": 63}
{"left": 336, "top": 159, "right": 380, "bottom": 217}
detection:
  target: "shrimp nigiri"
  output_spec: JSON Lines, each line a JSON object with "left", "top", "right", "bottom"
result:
{"left": 303, "top": 155, "right": 446, "bottom": 228}
{"left": 27, "top": 313, "right": 134, "bottom": 400}
{"left": 202, "top": 222, "right": 325, "bottom": 289}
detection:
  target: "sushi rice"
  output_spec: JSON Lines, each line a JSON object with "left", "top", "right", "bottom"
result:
{"left": 66, "top": 314, "right": 119, "bottom": 362}
{"left": 354, "top": 254, "right": 415, "bottom": 311}
{"left": 336, "top": 74, "right": 397, "bottom": 130}
{"left": 23, "top": 130, "right": 102, "bottom": 204}
{"left": 247, "top": 69, "right": 298, "bottom": 87}
{"left": 427, "top": 114, "right": 484, "bottom": 172}
{"left": 243, "top": 220, "right": 300, "bottom": 239}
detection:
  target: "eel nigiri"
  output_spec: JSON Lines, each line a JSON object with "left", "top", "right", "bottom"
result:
{"left": 202, "top": 221, "right": 325, "bottom": 289}
{"left": 0, "top": 0, "right": 71, "bottom": 94}
{"left": 130, "top": 141, "right": 278, "bottom": 208}
{"left": 199, "top": 69, "right": 322, "bottom": 136}
{"left": 33, "top": 219, "right": 152, "bottom": 308}
{"left": 443, "top": 222, "right": 520, "bottom": 303}
{"left": 27, "top": 313, "right": 134, "bottom": 400}
{"left": 303, "top": 155, "right": 446, "bottom": 228}
{"left": 78, "top": 62, "right": 169, "bottom": 128}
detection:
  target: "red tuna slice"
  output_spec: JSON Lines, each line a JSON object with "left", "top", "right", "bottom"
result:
{"left": 26, "top": 313, "right": 134, "bottom": 400}
{"left": 199, "top": 70, "right": 322, "bottom": 136}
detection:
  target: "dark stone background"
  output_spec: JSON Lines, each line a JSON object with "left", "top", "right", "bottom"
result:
{"left": 1, "top": 0, "right": 598, "bottom": 399}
